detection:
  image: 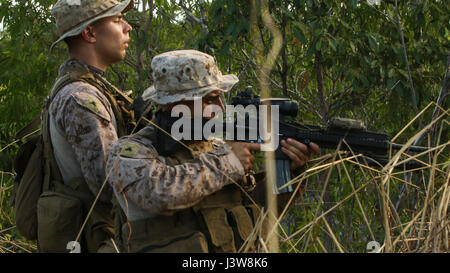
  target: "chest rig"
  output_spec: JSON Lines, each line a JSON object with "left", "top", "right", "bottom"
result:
{"left": 115, "top": 131, "right": 266, "bottom": 253}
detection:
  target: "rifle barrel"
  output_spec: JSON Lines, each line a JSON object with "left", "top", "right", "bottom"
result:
{"left": 390, "top": 143, "right": 429, "bottom": 153}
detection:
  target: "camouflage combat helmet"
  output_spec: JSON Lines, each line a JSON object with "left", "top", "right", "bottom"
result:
{"left": 51, "top": 0, "right": 134, "bottom": 49}
{"left": 142, "top": 50, "right": 239, "bottom": 104}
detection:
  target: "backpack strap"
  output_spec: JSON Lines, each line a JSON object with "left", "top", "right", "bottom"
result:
{"left": 14, "top": 115, "right": 40, "bottom": 141}
{"left": 77, "top": 74, "right": 135, "bottom": 137}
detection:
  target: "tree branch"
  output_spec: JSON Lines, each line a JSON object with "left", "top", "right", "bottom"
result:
{"left": 178, "top": 0, "right": 209, "bottom": 35}
{"left": 314, "top": 50, "right": 329, "bottom": 122}
{"left": 394, "top": 0, "right": 420, "bottom": 124}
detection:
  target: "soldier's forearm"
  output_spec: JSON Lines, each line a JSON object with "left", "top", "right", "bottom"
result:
{"left": 108, "top": 142, "right": 245, "bottom": 214}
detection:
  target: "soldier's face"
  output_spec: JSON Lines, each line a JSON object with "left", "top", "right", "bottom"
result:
{"left": 202, "top": 90, "right": 225, "bottom": 113}
{"left": 92, "top": 13, "right": 132, "bottom": 65}
{"left": 169, "top": 90, "right": 225, "bottom": 119}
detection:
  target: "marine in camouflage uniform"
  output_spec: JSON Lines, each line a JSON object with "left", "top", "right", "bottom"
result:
{"left": 36, "top": 0, "right": 135, "bottom": 253}
{"left": 106, "top": 50, "right": 320, "bottom": 253}
{"left": 50, "top": 61, "right": 120, "bottom": 203}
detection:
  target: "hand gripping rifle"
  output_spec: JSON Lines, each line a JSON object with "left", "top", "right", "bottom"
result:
{"left": 230, "top": 86, "right": 429, "bottom": 194}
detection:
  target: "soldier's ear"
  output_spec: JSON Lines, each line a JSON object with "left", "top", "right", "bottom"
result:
{"left": 81, "top": 26, "right": 97, "bottom": 43}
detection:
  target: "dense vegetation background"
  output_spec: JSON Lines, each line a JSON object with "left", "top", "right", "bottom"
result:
{"left": 0, "top": 0, "right": 448, "bottom": 253}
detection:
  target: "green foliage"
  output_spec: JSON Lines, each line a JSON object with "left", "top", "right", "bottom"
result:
{"left": 0, "top": 0, "right": 448, "bottom": 253}
{"left": 0, "top": 0, "right": 64, "bottom": 172}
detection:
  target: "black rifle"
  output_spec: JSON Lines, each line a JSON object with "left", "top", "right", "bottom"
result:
{"left": 146, "top": 86, "right": 429, "bottom": 194}
{"left": 229, "top": 86, "right": 429, "bottom": 193}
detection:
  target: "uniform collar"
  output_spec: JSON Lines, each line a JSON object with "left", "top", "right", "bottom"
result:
{"left": 59, "top": 58, "right": 106, "bottom": 78}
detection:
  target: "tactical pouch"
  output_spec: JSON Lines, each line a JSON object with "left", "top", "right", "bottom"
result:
{"left": 137, "top": 231, "right": 209, "bottom": 253}
{"left": 245, "top": 204, "right": 269, "bottom": 242}
{"left": 120, "top": 210, "right": 209, "bottom": 253}
{"left": 227, "top": 205, "right": 256, "bottom": 251}
{"left": 200, "top": 207, "right": 236, "bottom": 253}
{"left": 37, "top": 191, "right": 83, "bottom": 253}
{"left": 60, "top": 177, "right": 114, "bottom": 253}
{"left": 83, "top": 201, "right": 115, "bottom": 253}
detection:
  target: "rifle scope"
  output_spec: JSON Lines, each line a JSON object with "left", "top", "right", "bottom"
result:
{"left": 231, "top": 86, "right": 299, "bottom": 118}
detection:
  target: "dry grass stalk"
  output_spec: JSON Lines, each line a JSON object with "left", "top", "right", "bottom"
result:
{"left": 277, "top": 104, "right": 448, "bottom": 253}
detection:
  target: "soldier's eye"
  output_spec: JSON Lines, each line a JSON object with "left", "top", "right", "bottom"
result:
{"left": 204, "top": 96, "right": 219, "bottom": 104}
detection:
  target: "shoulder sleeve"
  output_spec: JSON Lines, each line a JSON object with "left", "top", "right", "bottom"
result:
{"left": 50, "top": 81, "right": 118, "bottom": 202}
{"left": 70, "top": 88, "right": 112, "bottom": 122}
{"left": 106, "top": 137, "right": 245, "bottom": 215}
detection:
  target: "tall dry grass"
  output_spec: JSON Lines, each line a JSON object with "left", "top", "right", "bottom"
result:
{"left": 0, "top": 105, "right": 448, "bottom": 253}
{"left": 240, "top": 103, "right": 449, "bottom": 253}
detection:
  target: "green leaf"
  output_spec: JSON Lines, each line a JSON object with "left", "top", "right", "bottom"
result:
{"left": 397, "top": 68, "right": 408, "bottom": 79}
{"left": 340, "top": 20, "right": 351, "bottom": 30}
{"left": 368, "top": 34, "right": 379, "bottom": 52}
{"left": 306, "top": 42, "right": 315, "bottom": 59}
{"left": 293, "top": 26, "right": 307, "bottom": 44}
{"left": 387, "top": 78, "right": 396, "bottom": 90}
{"left": 396, "top": 83, "right": 404, "bottom": 98}
{"left": 350, "top": 42, "right": 356, "bottom": 53}
{"left": 328, "top": 37, "right": 337, "bottom": 51}
{"left": 226, "top": 23, "right": 235, "bottom": 36}
{"left": 315, "top": 39, "right": 323, "bottom": 51}
{"left": 360, "top": 75, "right": 369, "bottom": 86}
{"left": 295, "top": 22, "right": 309, "bottom": 35}
{"left": 221, "top": 41, "right": 230, "bottom": 54}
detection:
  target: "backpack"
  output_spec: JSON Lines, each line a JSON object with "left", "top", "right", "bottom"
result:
{"left": 9, "top": 117, "right": 43, "bottom": 240}
{"left": 9, "top": 74, "right": 73, "bottom": 240}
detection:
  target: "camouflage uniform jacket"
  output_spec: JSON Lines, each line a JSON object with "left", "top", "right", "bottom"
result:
{"left": 106, "top": 125, "right": 246, "bottom": 221}
{"left": 49, "top": 59, "right": 118, "bottom": 203}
